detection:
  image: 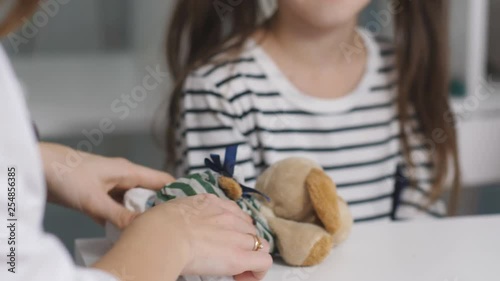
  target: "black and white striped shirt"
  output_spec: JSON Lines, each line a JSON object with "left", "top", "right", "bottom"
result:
{"left": 175, "top": 29, "right": 445, "bottom": 223}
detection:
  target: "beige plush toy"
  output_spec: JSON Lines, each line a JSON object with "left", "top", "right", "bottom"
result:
{"left": 255, "top": 157, "right": 353, "bottom": 266}
{"left": 143, "top": 145, "right": 353, "bottom": 268}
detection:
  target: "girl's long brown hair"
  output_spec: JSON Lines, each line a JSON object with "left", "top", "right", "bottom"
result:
{"left": 165, "top": 0, "right": 460, "bottom": 214}
{"left": 0, "top": 0, "right": 40, "bottom": 36}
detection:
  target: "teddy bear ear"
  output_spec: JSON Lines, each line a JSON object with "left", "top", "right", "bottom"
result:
{"left": 305, "top": 168, "right": 341, "bottom": 235}
{"left": 218, "top": 176, "right": 243, "bottom": 200}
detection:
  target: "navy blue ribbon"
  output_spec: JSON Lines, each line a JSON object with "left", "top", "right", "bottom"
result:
{"left": 204, "top": 144, "right": 237, "bottom": 177}
{"left": 205, "top": 145, "right": 270, "bottom": 201}
{"left": 391, "top": 164, "right": 408, "bottom": 220}
{"left": 240, "top": 184, "right": 270, "bottom": 202}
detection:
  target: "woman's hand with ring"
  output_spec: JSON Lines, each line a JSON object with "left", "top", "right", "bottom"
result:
{"left": 94, "top": 194, "right": 272, "bottom": 281}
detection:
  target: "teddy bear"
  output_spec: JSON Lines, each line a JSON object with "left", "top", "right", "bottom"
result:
{"left": 254, "top": 157, "right": 353, "bottom": 266}
{"left": 123, "top": 145, "right": 352, "bottom": 267}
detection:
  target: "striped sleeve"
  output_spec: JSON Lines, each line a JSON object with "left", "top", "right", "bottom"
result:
{"left": 394, "top": 123, "right": 447, "bottom": 220}
{"left": 175, "top": 74, "right": 258, "bottom": 185}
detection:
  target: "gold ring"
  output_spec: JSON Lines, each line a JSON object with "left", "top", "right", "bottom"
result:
{"left": 249, "top": 233, "right": 264, "bottom": 251}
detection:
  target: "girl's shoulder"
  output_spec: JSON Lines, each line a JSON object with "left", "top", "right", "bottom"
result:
{"left": 362, "top": 30, "right": 397, "bottom": 77}
{"left": 370, "top": 34, "right": 396, "bottom": 62}
{"left": 189, "top": 41, "right": 259, "bottom": 79}
{"left": 185, "top": 39, "right": 266, "bottom": 100}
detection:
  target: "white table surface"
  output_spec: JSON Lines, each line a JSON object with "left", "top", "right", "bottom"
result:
{"left": 75, "top": 215, "right": 500, "bottom": 281}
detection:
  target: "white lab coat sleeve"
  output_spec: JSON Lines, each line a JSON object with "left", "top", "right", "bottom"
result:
{"left": 0, "top": 47, "right": 117, "bottom": 281}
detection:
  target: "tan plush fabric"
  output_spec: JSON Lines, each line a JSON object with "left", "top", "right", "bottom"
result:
{"left": 332, "top": 198, "right": 353, "bottom": 245}
{"left": 305, "top": 168, "right": 341, "bottom": 234}
{"left": 256, "top": 157, "right": 320, "bottom": 222}
{"left": 256, "top": 157, "right": 353, "bottom": 266}
{"left": 218, "top": 176, "right": 242, "bottom": 200}
{"left": 302, "top": 235, "right": 334, "bottom": 266}
{"left": 267, "top": 216, "right": 332, "bottom": 266}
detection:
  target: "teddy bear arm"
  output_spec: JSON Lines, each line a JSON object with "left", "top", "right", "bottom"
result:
{"left": 332, "top": 197, "right": 353, "bottom": 245}
{"left": 218, "top": 176, "right": 243, "bottom": 200}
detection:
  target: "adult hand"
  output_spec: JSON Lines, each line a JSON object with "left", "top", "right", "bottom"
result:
{"left": 94, "top": 194, "right": 272, "bottom": 281}
{"left": 39, "top": 142, "right": 175, "bottom": 229}
{"left": 174, "top": 194, "right": 272, "bottom": 280}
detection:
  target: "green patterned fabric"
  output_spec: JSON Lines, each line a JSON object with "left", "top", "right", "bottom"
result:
{"left": 152, "top": 170, "right": 276, "bottom": 253}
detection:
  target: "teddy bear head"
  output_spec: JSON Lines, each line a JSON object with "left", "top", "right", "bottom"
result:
{"left": 255, "top": 157, "right": 338, "bottom": 228}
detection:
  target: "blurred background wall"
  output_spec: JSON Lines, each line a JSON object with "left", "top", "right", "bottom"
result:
{"left": 1, "top": 0, "right": 499, "bottom": 256}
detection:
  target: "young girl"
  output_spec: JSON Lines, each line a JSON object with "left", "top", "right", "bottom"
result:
{"left": 165, "top": 0, "right": 460, "bottom": 223}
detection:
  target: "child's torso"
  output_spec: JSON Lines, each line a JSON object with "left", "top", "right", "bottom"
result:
{"left": 179, "top": 30, "right": 434, "bottom": 222}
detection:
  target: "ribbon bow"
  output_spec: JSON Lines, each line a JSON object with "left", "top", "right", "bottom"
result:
{"left": 205, "top": 144, "right": 238, "bottom": 177}
{"left": 205, "top": 145, "right": 270, "bottom": 201}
